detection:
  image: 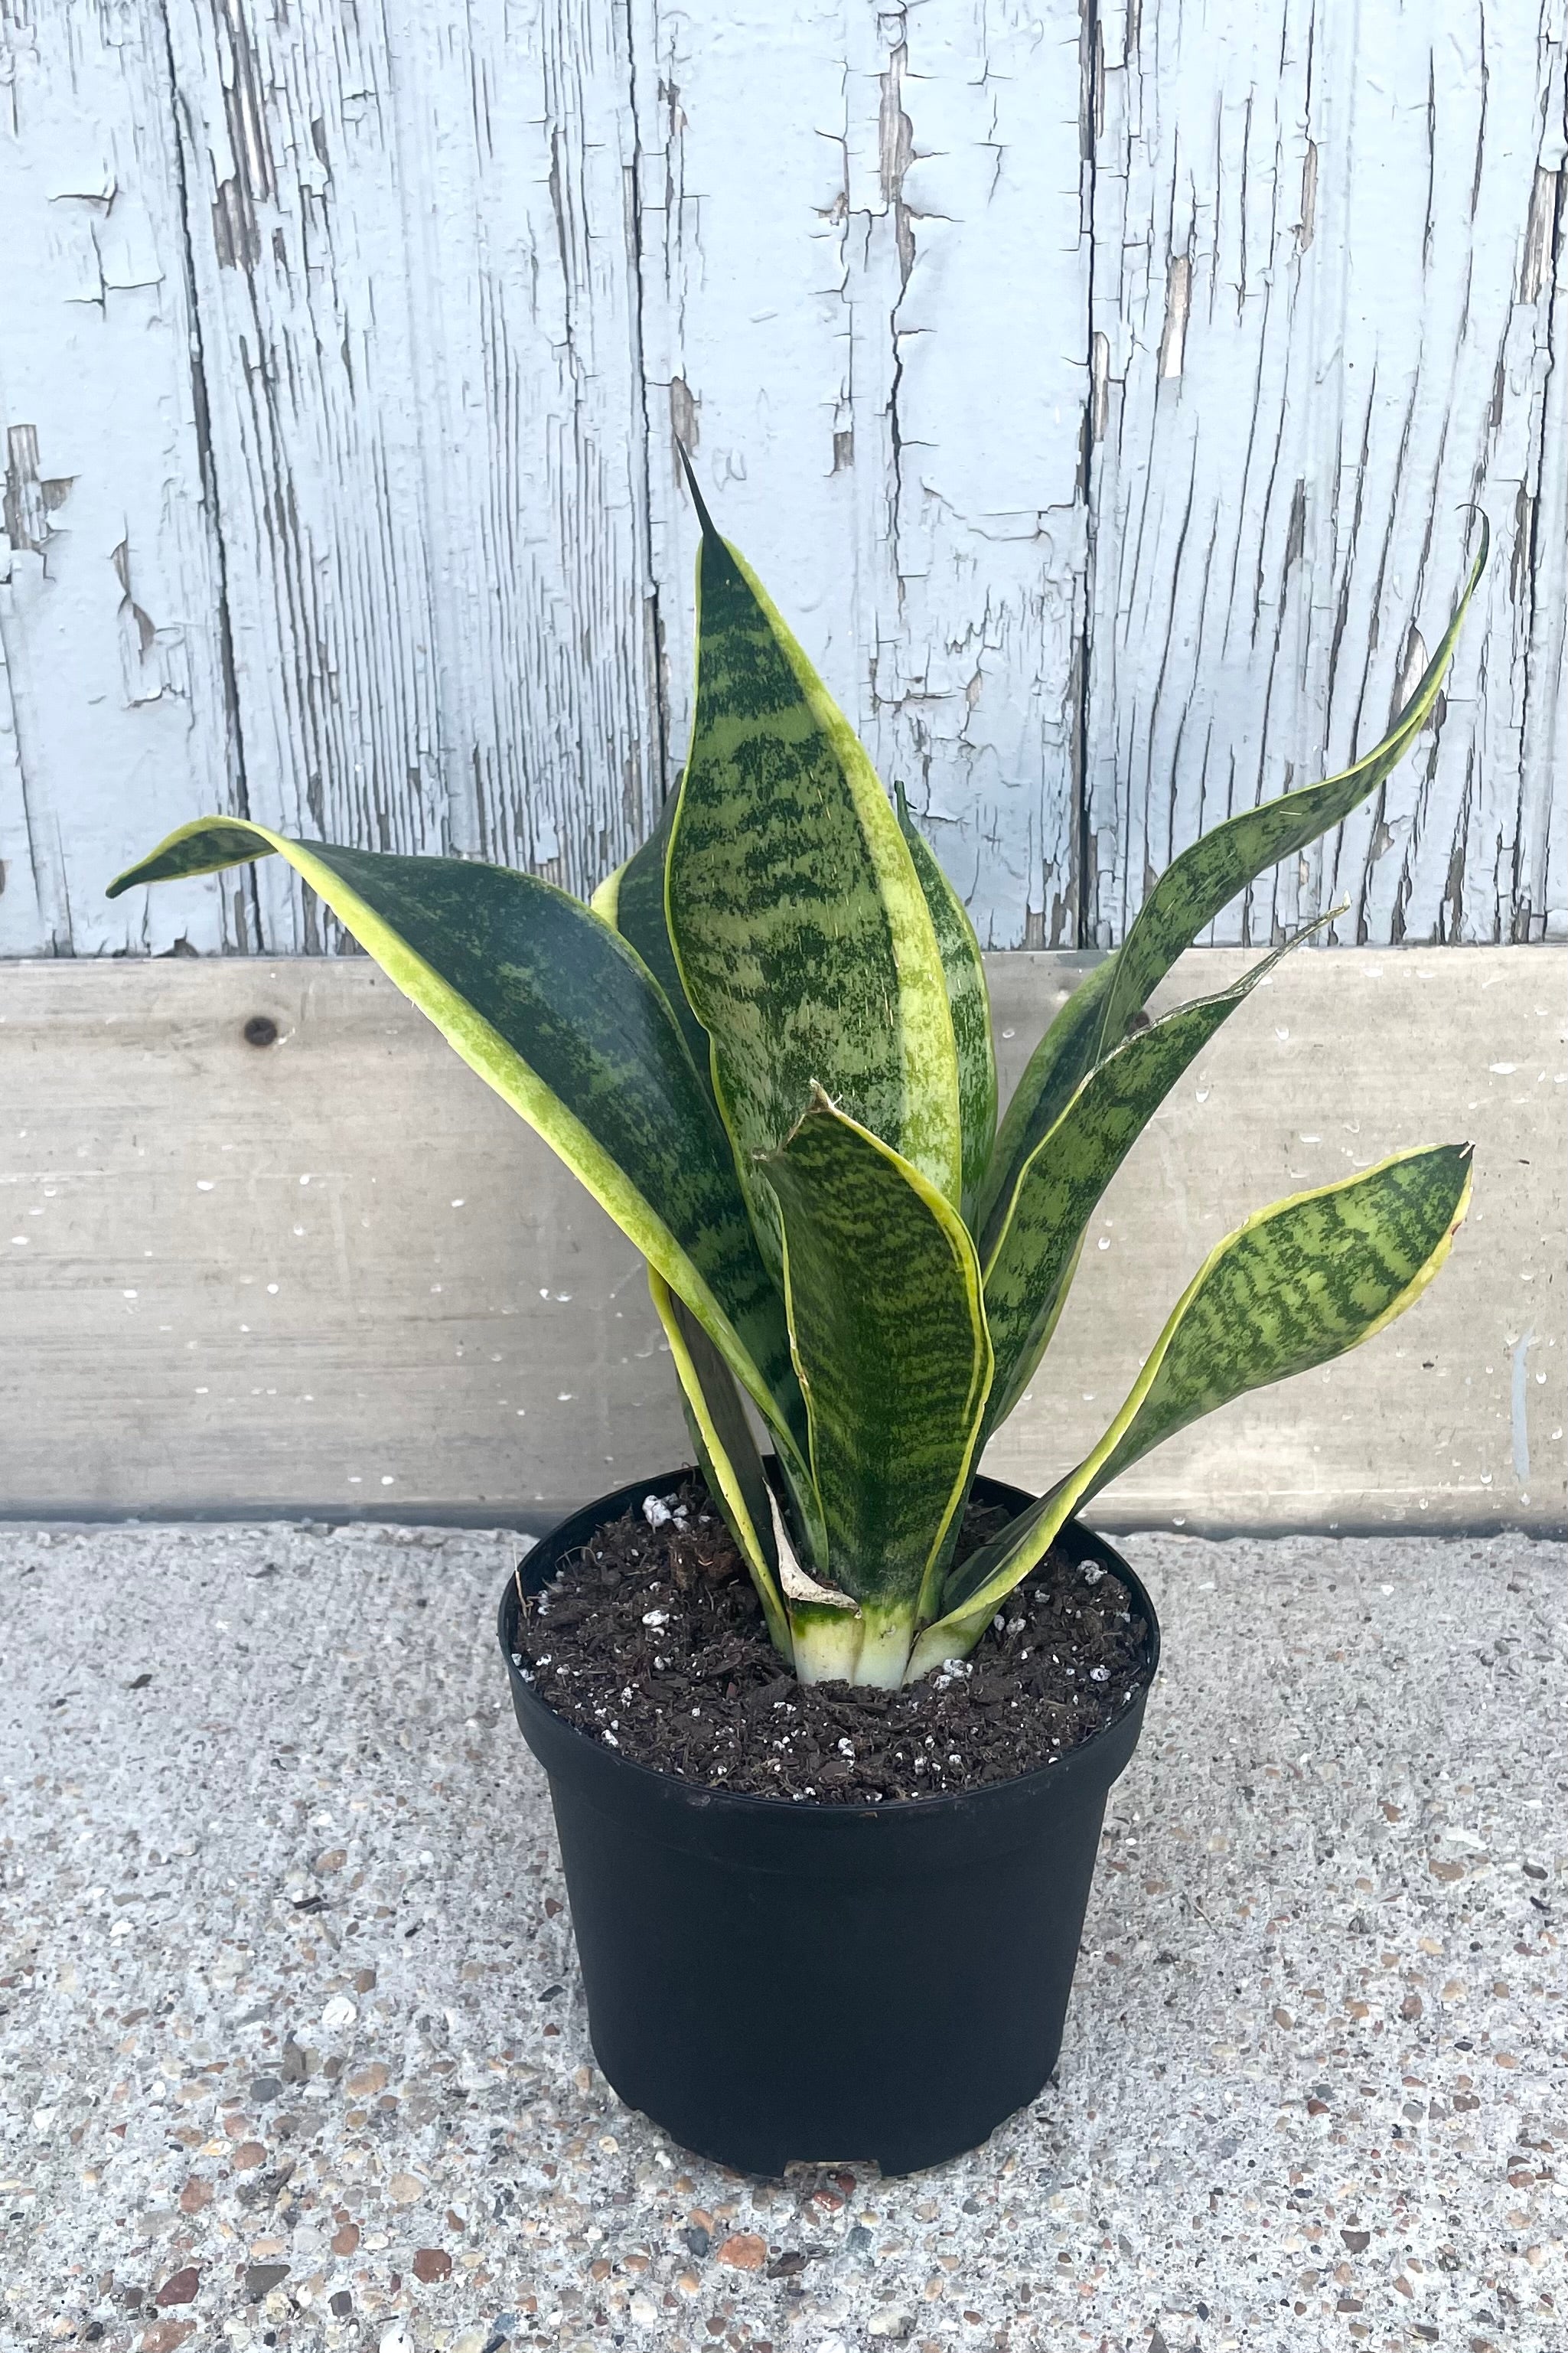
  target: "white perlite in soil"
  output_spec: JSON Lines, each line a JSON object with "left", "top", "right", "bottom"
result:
{"left": 2, "top": 1519, "right": 1563, "bottom": 2352}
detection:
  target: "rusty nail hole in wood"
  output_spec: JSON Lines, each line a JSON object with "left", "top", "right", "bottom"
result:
{"left": 243, "top": 1015, "right": 279, "bottom": 1048}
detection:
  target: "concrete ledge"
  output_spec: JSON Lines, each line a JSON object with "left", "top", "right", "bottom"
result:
{"left": 0, "top": 948, "right": 1563, "bottom": 1527}
{"left": 5, "top": 1519, "right": 1563, "bottom": 2342}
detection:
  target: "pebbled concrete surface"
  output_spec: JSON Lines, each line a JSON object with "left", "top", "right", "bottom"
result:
{"left": 2, "top": 1519, "right": 1563, "bottom": 2353}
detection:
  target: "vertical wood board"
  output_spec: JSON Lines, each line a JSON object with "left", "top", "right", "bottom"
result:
{"left": 632, "top": 0, "right": 1093, "bottom": 949}
{"left": 1084, "top": 0, "right": 1567, "bottom": 950}
{"left": 160, "top": 0, "right": 661, "bottom": 945}
{"left": 0, "top": 0, "right": 245, "bottom": 958}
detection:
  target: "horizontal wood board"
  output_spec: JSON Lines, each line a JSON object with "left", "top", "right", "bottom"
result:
{"left": 0, "top": 2, "right": 1562, "bottom": 955}
{"left": 1, "top": 951, "right": 1561, "bottom": 1529}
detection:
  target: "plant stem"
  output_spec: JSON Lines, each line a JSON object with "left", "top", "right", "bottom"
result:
{"left": 789, "top": 1609, "right": 864, "bottom": 1686}
{"left": 789, "top": 1601, "right": 915, "bottom": 1689}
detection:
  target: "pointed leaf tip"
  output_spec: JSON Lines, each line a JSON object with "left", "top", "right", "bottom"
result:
{"left": 666, "top": 527, "right": 963, "bottom": 1205}
{"left": 676, "top": 441, "right": 719, "bottom": 539}
{"left": 104, "top": 816, "right": 809, "bottom": 1483}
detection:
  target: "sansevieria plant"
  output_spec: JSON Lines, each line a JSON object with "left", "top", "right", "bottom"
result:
{"left": 109, "top": 481, "right": 1486, "bottom": 1692}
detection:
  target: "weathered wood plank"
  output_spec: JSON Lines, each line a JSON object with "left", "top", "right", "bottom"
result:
{"left": 1, "top": 2, "right": 1561, "bottom": 951}
{"left": 2, "top": 951, "right": 1560, "bottom": 1529}
{"left": 0, "top": 0, "right": 245, "bottom": 956}
{"left": 1084, "top": 0, "right": 1566, "bottom": 949}
{"left": 631, "top": 0, "right": 1092, "bottom": 949}
{"left": 0, "top": 956, "right": 686, "bottom": 1515}
{"left": 986, "top": 947, "right": 1566, "bottom": 1528}
{"left": 0, "top": 628, "right": 46, "bottom": 955}
{"left": 161, "top": 0, "right": 660, "bottom": 943}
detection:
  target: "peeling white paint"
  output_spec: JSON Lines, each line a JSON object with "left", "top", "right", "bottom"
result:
{"left": 1084, "top": 0, "right": 1566, "bottom": 950}
{"left": 0, "top": 2, "right": 1563, "bottom": 952}
{"left": 634, "top": 0, "right": 1090, "bottom": 949}
{"left": 0, "top": 6, "right": 241, "bottom": 955}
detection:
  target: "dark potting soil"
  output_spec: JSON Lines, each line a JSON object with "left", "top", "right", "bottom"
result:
{"left": 510, "top": 1475, "right": 1151, "bottom": 1803}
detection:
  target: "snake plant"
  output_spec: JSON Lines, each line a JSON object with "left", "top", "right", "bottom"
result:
{"left": 109, "top": 481, "right": 1485, "bottom": 1689}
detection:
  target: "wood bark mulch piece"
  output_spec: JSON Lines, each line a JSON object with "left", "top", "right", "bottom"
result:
{"left": 511, "top": 1474, "right": 1151, "bottom": 1803}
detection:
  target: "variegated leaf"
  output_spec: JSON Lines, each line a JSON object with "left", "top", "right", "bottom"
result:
{"left": 758, "top": 1091, "right": 992, "bottom": 1683}
{"left": 666, "top": 465, "right": 962, "bottom": 1216}
{"left": 909, "top": 1143, "right": 1474, "bottom": 1678}
{"left": 982, "top": 922, "right": 1330, "bottom": 1430}
{"left": 647, "top": 1269, "right": 797, "bottom": 1656}
{"left": 595, "top": 782, "right": 717, "bottom": 1096}
{"left": 895, "top": 783, "right": 997, "bottom": 1229}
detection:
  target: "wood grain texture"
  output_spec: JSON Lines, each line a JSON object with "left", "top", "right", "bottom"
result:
{"left": 633, "top": 0, "right": 1091, "bottom": 951}
{"left": 1084, "top": 0, "right": 1567, "bottom": 949}
{"left": 161, "top": 0, "right": 661, "bottom": 945}
{"left": 0, "top": 955, "right": 686, "bottom": 1516}
{"left": 0, "top": 1, "right": 246, "bottom": 958}
{"left": 1, "top": 1, "right": 1563, "bottom": 951}
{"left": 0, "top": 951, "right": 1560, "bottom": 1529}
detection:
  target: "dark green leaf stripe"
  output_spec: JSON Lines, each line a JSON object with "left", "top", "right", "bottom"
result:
{"left": 598, "top": 792, "right": 827, "bottom": 1542}
{"left": 979, "top": 522, "right": 1488, "bottom": 1250}
{"left": 982, "top": 925, "right": 1328, "bottom": 1430}
{"left": 1087, "top": 1142, "right": 1474, "bottom": 1493}
{"left": 908, "top": 1144, "right": 1473, "bottom": 1676}
{"left": 759, "top": 1092, "right": 991, "bottom": 1614}
{"left": 667, "top": 485, "right": 961, "bottom": 1211}
{"left": 895, "top": 784, "right": 997, "bottom": 1229}
{"left": 647, "top": 1269, "right": 797, "bottom": 1654}
{"left": 106, "top": 820, "right": 807, "bottom": 1471}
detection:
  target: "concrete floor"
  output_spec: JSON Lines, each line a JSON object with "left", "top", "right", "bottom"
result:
{"left": 2, "top": 1519, "right": 1563, "bottom": 2353}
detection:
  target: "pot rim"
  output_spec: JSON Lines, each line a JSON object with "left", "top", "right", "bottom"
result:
{"left": 498, "top": 1464, "right": 1161, "bottom": 1819}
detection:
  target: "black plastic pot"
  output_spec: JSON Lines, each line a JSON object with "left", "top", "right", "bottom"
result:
{"left": 498, "top": 1467, "right": 1159, "bottom": 2176}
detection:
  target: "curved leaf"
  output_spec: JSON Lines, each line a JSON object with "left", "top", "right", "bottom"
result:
{"left": 976, "top": 956, "right": 1118, "bottom": 1245}
{"left": 758, "top": 1091, "right": 992, "bottom": 1681}
{"left": 1098, "top": 524, "right": 1488, "bottom": 1048}
{"left": 908, "top": 1142, "right": 1474, "bottom": 1677}
{"left": 982, "top": 920, "right": 1332, "bottom": 1430}
{"left": 895, "top": 784, "right": 997, "bottom": 1229}
{"left": 980, "top": 521, "right": 1488, "bottom": 1248}
{"left": 107, "top": 819, "right": 808, "bottom": 1477}
{"left": 666, "top": 468, "right": 962, "bottom": 1216}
